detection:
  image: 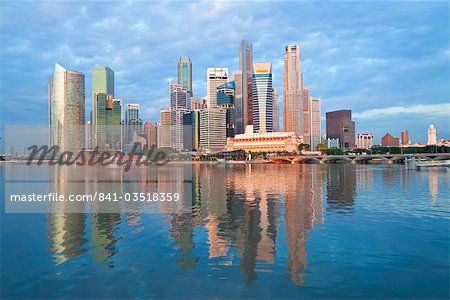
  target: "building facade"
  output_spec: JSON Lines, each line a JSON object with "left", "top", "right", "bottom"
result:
{"left": 199, "top": 107, "right": 227, "bottom": 151}
{"left": 144, "top": 121, "right": 157, "bottom": 149}
{"left": 124, "top": 103, "right": 142, "bottom": 146}
{"left": 252, "top": 62, "right": 273, "bottom": 133}
{"left": 325, "top": 110, "right": 355, "bottom": 149}
{"left": 356, "top": 133, "right": 374, "bottom": 149}
{"left": 178, "top": 56, "right": 193, "bottom": 97}
{"left": 183, "top": 110, "right": 200, "bottom": 151}
{"left": 239, "top": 39, "right": 253, "bottom": 128}
{"left": 427, "top": 124, "right": 437, "bottom": 145}
{"left": 217, "top": 81, "right": 236, "bottom": 138}
{"left": 206, "top": 67, "right": 228, "bottom": 107}
{"left": 49, "top": 63, "right": 85, "bottom": 152}
{"left": 232, "top": 70, "right": 244, "bottom": 134}
{"left": 273, "top": 88, "right": 280, "bottom": 132}
{"left": 302, "top": 87, "right": 310, "bottom": 145}
{"left": 190, "top": 97, "right": 207, "bottom": 111}
{"left": 160, "top": 108, "right": 171, "bottom": 148}
{"left": 91, "top": 66, "right": 114, "bottom": 146}
{"left": 401, "top": 129, "right": 410, "bottom": 145}
{"left": 170, "top": 83, "right": 189, "bottom": 151}
{"left": 309, "top": 97, "right": 321, "bottom": 150}
{"left": 94, "top": 94, "right": 122, "bottom": 149}
{"left": 283, "top": 44, "right": 303, "bottom": 136}
{"left": 381, "top": 133, "right": 400, "bottom": 147}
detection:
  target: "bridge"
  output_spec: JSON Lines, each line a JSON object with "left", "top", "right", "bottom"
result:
{"left": 268, "top": 153, "right": 450, "bottom": 164}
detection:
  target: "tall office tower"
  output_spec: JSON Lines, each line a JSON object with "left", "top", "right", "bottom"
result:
{"left": 86, "top": 121, "right": 92, "bottom": 149}
{"left": 155, "top": 122, "right": 162, "bottom": 148}
{"left": 273, "top": 88, "right": 280, "bottom": 132}
{"left": 252, "top": 62, "right": 273, "bottom": 133}
{"left": 92, "top": 67, "right": 114, "bottom": 144}
{"left": 302, "top": 87, "right": 310, "bottom": 145}
{"left": 217, "top": 81, "right": 236, "bottom": 138}
{"left": 232, "top": 70, "right": 244, "bottom": 133}
{"left": 427, "top": 124, "right": 437, "bottom": 145}
{"left": 207, "top": 67, "right": 228, "bottom": 107}
{"left": 49, "top": 63, "right": 85, "bottom": 152}
{"left": 94, "top": 93, "right": 122, "bottom": 149}
{"left": 124, "top": 103, "right": 142, "bottom": 145}
{"left": 178, "top": 56, "right": 193, "bottom": 97}
{"left": 199, "top": 107, "right": 227, "bottom": 151}
{"left": 309, "top": 97, "right": 321, "bottom": 150}
{"left": 144, "top": 121, "right": 157, "bottom": 149}
{"left": 283, "top": 44, "right": 303, "bottom": 136}
{"left": 170, "top": 83, "right": 188, "bottom": 151}
{"left": 326, "top": 110, "right": 356, "bottom": 149}
{"left": 401, "top": 129, "right": 410, "bottom": 145}
{"left": 160, "top": 108, "right": 171, "bottom": 148}
{"left": 183, "top": 111, "right": 200, "bottom": 151}
{"left": 190, "top": 97, "right": 207, "bottom": 111}
{"left": 239, "top": 39, "right": 253, "bottom": 127}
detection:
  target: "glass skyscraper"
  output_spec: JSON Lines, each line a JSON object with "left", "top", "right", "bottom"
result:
{"left": 217, "top": 81, "right": 236, "bottom": 138}
{"left": 91, "top": 66, "right": 114, "bottom": 147}
{"left": 178, "top": 56, "right": 193, "bottom": 97}
{"left": 252, "top": 62, "right": 273, "bottom": 133}
{"left": 124, "top": 104, "right": 142, "bottom": 145}
{"left": 95, "top": 93, "right": 122, "bottom": 149}
{"left": 49, "top": 63, "right": 85, "bottom": 151}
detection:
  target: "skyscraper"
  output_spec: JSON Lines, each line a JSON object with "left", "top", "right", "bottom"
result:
{"left": 199, "top": 107, "right": 227, "bottom": 151}
{"left": 427, "top": 124, "right": 437, "bottom": 145}
{"left": 326, "top": 110, "right": 355, "bottom": 149}
{"left": 124, "top": 104, "right": 142, "bottom": 145}
{"left": 309, "top": 97, "right": 321, "bottom": 150}
{"left": 283, "top": 45, "right": 303, "bottom": 136}
{"left": 401, "top": 129, "right": 410, "bottom": 145}
{"left": 183, "top": 111, "right": 200, "bottom": 151}
{"left": 170, "top": 83, "right": 188, "bottom": 151}
{"left": 49, "top": 63, "right": 85, "bottom": 151}
{"left": 94, "top": 94, "right": 122, "bottom": 149}
{"left": 206, "top": 68, "right": 228, "bottom": 107}
{"left": 356, "top": 133, "right": 374, "bottom": 149}
{"left": 252, "top": 62, "right": 273, "bottom": 133}
{"left": 239, "top": 39, "right": 253, "bottom": 127}
{"left": 160, "top": 108, "right": 171, "bottom": 148}
{"left": 302, "top": 87, "right": 310, "bottom": 144}
{"left": 273, "top": 88, "right": 280, "bottom": 132}
{"left": 232, "top": 70, "right": 244, "bottom": 134}
{"left": 144, "top": 121, "right": 157, "bottom": 149}
{"left": 217, "top": 81, "right": 236, "bottom": 138}
{"left": 178, "top": 56, "right": 193, "bottom": 97}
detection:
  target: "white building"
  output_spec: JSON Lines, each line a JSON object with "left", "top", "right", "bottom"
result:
{"left": 200, "top": 107, "right": 227, "bottom": 151}
{"left": 252, "top": 62, "right": 273, "bottom": 133}
{"left": 206, "top": 68, "right": 228, "bottom": 107}
{"left": 427, "top": 124, "right": 437, "bottom": 145}
{"left": 327, "top": 137, "right": 340, "bottom": 149}
{"left": 283, "top": 44, "right": 303, "bottom": 136}
{"left": 309, "top": 97, "right": 321, "bottom": 150}
{"left": 356, "top": 133, "right": 374, "bottom": 149}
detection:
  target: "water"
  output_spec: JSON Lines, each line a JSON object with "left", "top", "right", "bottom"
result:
{"left": 1, "top": 164, "right": 449, "bottom": 299}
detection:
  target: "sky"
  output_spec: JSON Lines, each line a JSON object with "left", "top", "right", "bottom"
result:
{"left": 0, "top": 0, "right": 449, "bottom": 144}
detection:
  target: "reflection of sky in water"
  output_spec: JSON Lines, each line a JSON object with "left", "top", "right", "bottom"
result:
{"left": 1, "top": 164, "right": 449, "bottom": 299}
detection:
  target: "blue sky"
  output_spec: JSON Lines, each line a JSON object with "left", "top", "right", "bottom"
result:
{"left": 1, "top": 1, "right": 449, "bottom": 144}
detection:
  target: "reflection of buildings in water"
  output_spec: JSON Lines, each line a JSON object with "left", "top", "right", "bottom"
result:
{"left": 356, "top": 165, "right": 374, "bottom": 189}
{"left": 429, "top": 169, "right": 438, "bottom": 203}
{"left": 170, "top": 212, "right": 199, "bottom": 269}
{"left": 284, "top": 165, "right": 323, "bottom": 285}
{"left": 48, "top": 166, "right": 87, "bottom": 265}
{"left": 326, "top": 164, "right": 356, "bottom": 213}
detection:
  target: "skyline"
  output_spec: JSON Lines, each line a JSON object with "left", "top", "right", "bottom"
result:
{"left": 1, "top": 1, "right": 449, "bottom": 143}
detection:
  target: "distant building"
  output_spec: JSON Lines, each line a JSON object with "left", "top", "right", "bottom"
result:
{"left": 239, "top": 39, "right": 253, "bottom": 129}
{"left": 144, "top": 121, "right": 157, "bottom": 149}
{"left": 160, "top": 108, "right": 171, "bottom": 148}
{"left": 217, "top": 81, "right": 236, "bottom": 138}
{"left": 326, "top": 110, "right": 355, "bottom": 149}
{"left": 401, "top": 129, "right": 410, "bottom": 145}
{"left": 356, "top": 133, "right": 374, "bottom": 149}
{"left": 381, "top": 133, "right": 400, "bottom": 147}
{"left": 183, "top": 111, "right": 200, "bottom": 151}
{"left": 302, "top": 87, "right": 310, "bottom": 145}
{"left": 232, "top": 70, "right": 244, "bottom": 134}
{"left": 326, "top": 137, "right": 340, "bottom": 149}
{"left": 309, "top": 97, "right": 321, "bottom": 150}
{"left": 252, "top": 62, "right": 273, "bottom": 133}
{"left": 49, "top": 63, "right": 85, "bottom": 152}
{"left": 178, "top": 56, "right": 193, "bottom": 97}
{"left": 199, "top": 107, "right": 226, "bottom": 151}
{"left": 206, "top": 68, "right": 228, "bottom": 107}
{"left": 273, "top": 88, "right": 280, "bottom": 132}
{"left": 427, "top": 124, "right": 437, "bottom": 145}
{"left": 226, "top": 125, "right": 302, "bottom": 153}
{"left": 124, "top": 103, "right": 142, "bottom": 145}
{"left": 190, "top": 97, "right": 207, "bottom": 111}
{"left": 283, "top": 44, "right": 303, "bottom": 136}
{"left": 170, "top": 83, "right": 189, "bottom": 151}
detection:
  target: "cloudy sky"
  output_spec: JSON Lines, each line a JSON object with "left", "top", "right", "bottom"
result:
{"left": 1, "top": 0, "right": 449, "bottom": 144}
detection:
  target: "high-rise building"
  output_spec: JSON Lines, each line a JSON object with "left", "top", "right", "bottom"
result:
{"left": 232, "top": 70, "right": 244, "bottom": 134}
{"left": 239, "top": 39, "right": 253, "bottom": 128}
{"left": 183, "top": 111, "right": 200, "bottom": 151}
{"left": 401, "top": 129, "right": 410, "bottom": 145}
{"left": 170, "top": 83, "right": 189, "bottom": 151}
{"left": 178, "top": 56, "right": 193, "bottom": 97}
{"left": 170, "top": 83, "right": 188, "bottom": 109}
{"left": 160, "top": 108, "right": 171, "bottom": 148}
{"left": 283, "top": 44, "right": 303, "bottom": 136}
{"left": 427, "top": 124, "right": 437, "bottom": 145}
{"left": 92, "top": 67, "right": 114, "bottom": 145}
{"left": 217, "top": 81, "right": 236, "bottom": 138}
{"left": 252, "top": 62, "right": 273, "bottom": 133}
{"left": 199, "top": 107, "right": 227, "bottom": 151}
{"left": 273, "top": 88, "right": 280, "bottom": 132}
{"left": 309, "top": 97, "right": 321, "bottom": 150}
{"left": 49, "top": 63, "right": 85, "bottom": 152}
{"left": 124, "top": 104, "right": 142, "bottom": 145}
{"left": 144, "top": 121, "right": 157, "bottom": 149}
{"left": 356, "top": 133, "right": 374, "bottom": 149}
{"left": 283, "top": 45, "right": 303, "bottom": 135}
{"left": 206, "top": 68, "right": 228, "bottom": 107}
{"left": 94, "top": 94, "right": 122, "bottom": 149}
{"left": 302, "top": 87, "right": 310, "bottom": 145}
{"left": 381, "top": 133, "right": 400, "bottom": 147}
{"left": 190, "top": 97, "right": 207, "bottom": 111}
{"left": 326, "top": 110, "right": 355, "bottom": 149}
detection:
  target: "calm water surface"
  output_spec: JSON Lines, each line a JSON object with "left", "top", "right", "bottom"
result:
{"left": 1, "top": 164, "right": 449, "bottom": 299}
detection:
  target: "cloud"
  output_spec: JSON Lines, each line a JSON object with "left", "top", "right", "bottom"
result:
{"left": 354, "top": 103, "right": 450, "bottom": 119}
